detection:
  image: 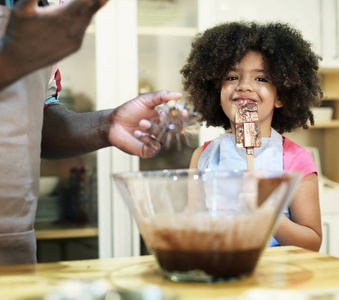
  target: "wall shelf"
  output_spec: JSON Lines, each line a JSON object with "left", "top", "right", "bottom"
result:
{"left": 35, "top": 222, "right": 98, "bottom": 240}
{"left": 311, "top": 120, "right": 339, "bottom": 129}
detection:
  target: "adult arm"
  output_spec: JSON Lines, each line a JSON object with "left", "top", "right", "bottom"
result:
{"left": 41, "top": 90, "right": 182, "bottom": 159}
{"left": 273, "top": 173, "right": 322, "bottom": 251}
{"left": 0, "top": 0, "right": 106, "bottom": 90}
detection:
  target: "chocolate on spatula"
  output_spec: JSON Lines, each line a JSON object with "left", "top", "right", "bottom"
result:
{"left": 235, "top": 103, "right": 262, "bottom": 169}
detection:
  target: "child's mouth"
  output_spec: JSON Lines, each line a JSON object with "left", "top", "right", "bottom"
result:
{"left": 233, "top": 98, "right": 257, "bottom": 106}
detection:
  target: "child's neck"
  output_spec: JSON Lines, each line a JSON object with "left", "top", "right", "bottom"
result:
{"left": 260, "top": 126, "right": 272, "bottom": 137}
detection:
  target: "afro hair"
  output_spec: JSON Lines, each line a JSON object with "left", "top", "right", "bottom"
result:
{"left": 181, "top": 22, "right": 323, "bottom": 134}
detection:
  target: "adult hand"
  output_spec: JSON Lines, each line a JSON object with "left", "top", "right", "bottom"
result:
{"left": 109, "top": 90, "right": 182, "bottom": 158}
{"left": 0, "top": 0, "right": 107, "bottom": 89}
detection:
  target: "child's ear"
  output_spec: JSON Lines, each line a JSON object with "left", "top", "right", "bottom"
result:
{"left": 275, "top": 99, "right": 283, "bottom": 108}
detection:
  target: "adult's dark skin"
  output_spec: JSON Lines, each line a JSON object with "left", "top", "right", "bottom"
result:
{"left": 0, "top": 0, "right": 106, "bottom": 90}
{"left": 41, "top": 90, "right": 183, "bottom": 159}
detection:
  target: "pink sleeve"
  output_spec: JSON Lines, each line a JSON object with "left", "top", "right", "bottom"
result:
{"left": 202, "top": 141, "right": 212, "bottom": 153}
{"left": 283, "top": 137, "right": 318, "bottom": 178}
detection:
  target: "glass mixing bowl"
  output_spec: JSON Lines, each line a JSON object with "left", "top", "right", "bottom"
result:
{"left": 113, "top": 169, "right": 300, "bottom": 282}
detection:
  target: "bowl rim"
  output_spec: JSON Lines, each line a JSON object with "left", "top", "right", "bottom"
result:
{"left": 112, "top": 168, "right": 302, "bottom": 181}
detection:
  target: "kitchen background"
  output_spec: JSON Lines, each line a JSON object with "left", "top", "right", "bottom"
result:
{"left": 36, "top": 0, "right": 339, "bottom": 262}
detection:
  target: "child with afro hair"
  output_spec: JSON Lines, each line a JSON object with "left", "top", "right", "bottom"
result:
{"left": 183, "top": 22, "right": 323, "bottom": 251}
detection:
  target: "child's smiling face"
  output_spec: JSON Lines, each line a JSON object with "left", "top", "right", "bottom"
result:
{"left": 220, "top": 51, "right": 283, "bottom": 137}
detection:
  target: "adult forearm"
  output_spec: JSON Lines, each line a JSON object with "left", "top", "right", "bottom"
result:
{"left": 1, "top": 0, "right": 107, "bottom": 91}
{"left": 42, "top": 90, "right": 183, "bottom": 160}
{"left": 41, "top": 104, "right": 112, "bottom": 159}
{"left": 0, "top": 40, "right": 32, "bottom": 90}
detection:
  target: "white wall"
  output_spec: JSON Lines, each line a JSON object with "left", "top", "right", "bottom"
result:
{"left": 96, "top": 0, "right": 140, "bottom": 259}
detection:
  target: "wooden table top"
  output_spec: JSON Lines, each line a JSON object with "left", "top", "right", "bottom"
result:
{"left": 0, "top": 246, "right": 339, "bottom": 300}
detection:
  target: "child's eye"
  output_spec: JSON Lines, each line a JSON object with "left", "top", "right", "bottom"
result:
{"left": 226, "top": 76, "right": 238, "bottom": 81}
{"left": 256, "top": 77, "right": 268, "bottom": 82}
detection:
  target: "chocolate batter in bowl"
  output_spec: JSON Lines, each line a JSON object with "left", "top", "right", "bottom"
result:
{"left": 113, "top": 169, "right": 301, "bottom": 282}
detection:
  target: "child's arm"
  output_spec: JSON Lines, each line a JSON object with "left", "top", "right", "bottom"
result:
{"left": 189, "top": 146, "right": 204, "bottom": 168}
{"left": 273, "top": 173, "right": 322, "bottom": 251}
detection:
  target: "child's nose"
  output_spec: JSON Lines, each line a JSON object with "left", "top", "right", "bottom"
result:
{"left": 236, "top": 78, "right": 253, "bottom": 92}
